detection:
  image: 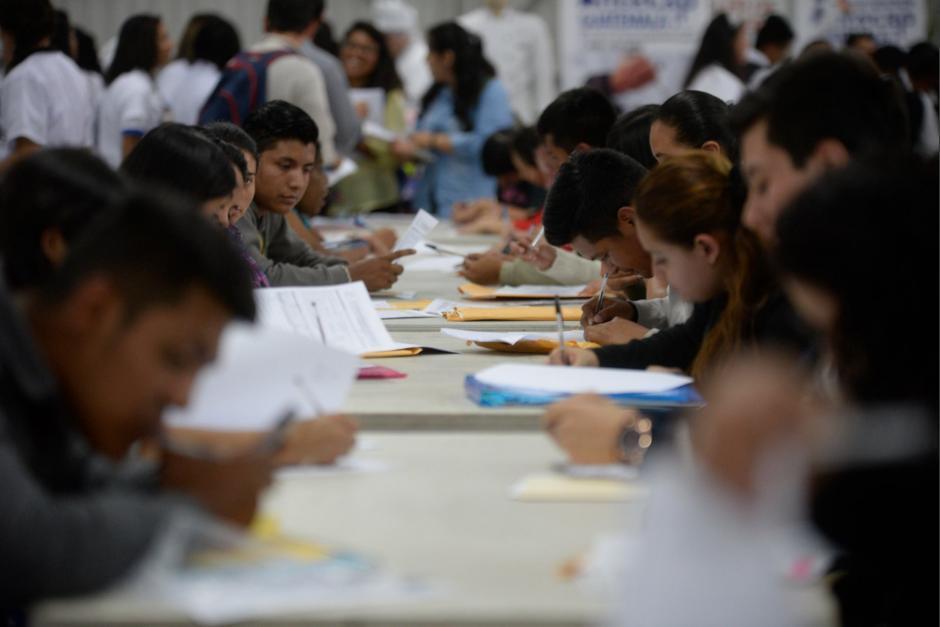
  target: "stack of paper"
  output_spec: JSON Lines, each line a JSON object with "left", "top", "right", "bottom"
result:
{"left": 466, "top": 363, "right": 701, "bottom": 407}
{"left": 255, "top": 283, "right": 421, "bottom": 357}
{"left": 458, "top": 283, "right": 589, "bottom": 300}
{"left": 441, "top": 328, "right": 598, "bottom": 354}
{"left": 163, "top": 323, "right": 358, "bottom": 432}
{"left": 442, "top": 304, "right": 582, "bottom": 322}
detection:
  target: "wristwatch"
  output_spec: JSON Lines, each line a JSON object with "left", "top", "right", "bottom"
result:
{"left": 617, "top": 412, "right": 653, "bottom": 465}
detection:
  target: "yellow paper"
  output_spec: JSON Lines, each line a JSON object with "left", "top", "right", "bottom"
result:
{"left": 457, "top": 282, "right": 586, "bottom": 300}
{"left": 386, "top": 299, "right": 433, "bottom": 310}
{"left": 511, "top": 473, "right": 648, "bottom": 502}
{"left": 457, "top": 283, "right": 498, "bottom": 299}
{"left": 443, "top": 305, "right": 582, "bottom": 322}
{"left": 361, "top": 347, "right": 423, "bottom": 358}
{"left": 473, "top": 340, "right": 599, "bottom": 354}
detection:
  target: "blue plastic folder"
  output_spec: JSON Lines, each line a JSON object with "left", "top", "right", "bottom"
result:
{"left": 465, "top": 364, "right": 703, "bottom": 408}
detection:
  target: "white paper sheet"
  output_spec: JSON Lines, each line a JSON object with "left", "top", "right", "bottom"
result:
{"left": 325, "top": 157, "right": 359, "bottom": 187}
{"left": 393, "top": 209, "right": 439, "bottom": 252}
{"left": 163, "top": 323, "right": 357, "bottom": 432}
{"left": 361, "top": 119, "right": 400, "bottom": 143}
{"left": 348, "top": 87, "right": 386, "bottom": 125}
{"left": 254, "top": 282, "right": 417, "bottom": 355}
{"left": 492, "top": 284, "right": 588, "bottom": 298}
{"left": 441, "top": 328, "right": 586, "bottom": 345}
{"left": 474, "top": 364, "right": 693, "bottom": 395}
{"left": 377, "top": 309, "right": 438, "bottom": 320}
{"left": 276, "top": 456, "right": 391, "bottom": 478}
{"left": 400, "top": 256, "right": 464, "bottom": 272}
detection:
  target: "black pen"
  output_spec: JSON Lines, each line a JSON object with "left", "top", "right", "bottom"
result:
{"left": 425, "top": 242, "right": 466, "bottom": 258}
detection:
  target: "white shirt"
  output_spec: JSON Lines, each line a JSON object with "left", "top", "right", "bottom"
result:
{"left": 0, "top": 51, "right": 96, "bottom": 153}
{"left": 157, "top": 59, "right": 220, "bottom": 125}
{"left": 250, "top": 34, "right": 338, "bottom": 164}
{"left": 96, "top": 69, "right": 166, "bottom": 168}
{"left": 459, "top": 8, "right": 555, "bottom": 124}
{"left": 687, "top": 63, "right": 746, "bottom": 104}
{"left": 396, "top": 37, "right": 433, "bottom": 106}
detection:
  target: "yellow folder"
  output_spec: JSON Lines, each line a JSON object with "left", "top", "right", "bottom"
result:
{"left": 443, "top": 305, "right": 582, "bottom": 322}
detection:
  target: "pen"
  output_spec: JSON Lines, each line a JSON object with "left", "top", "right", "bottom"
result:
{"left": 425, "top": 242, "right": 466, "bottom": 258}
{"left": 554, "top": 296, "right": 567, "bottom": 364}
{"left": 253, "top": 410, "right": 297, "bottom": 456}
{"left": 594, "top": 272, "right": 610, "bottom": 315}
{"left": 530, "top": 226, "right": 545, "bottom": 248}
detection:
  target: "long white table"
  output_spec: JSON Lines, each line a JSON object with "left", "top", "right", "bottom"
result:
{"left": 32, "top": 433, "right": 631, "bottom": 626}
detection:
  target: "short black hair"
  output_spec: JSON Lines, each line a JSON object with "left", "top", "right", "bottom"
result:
{"left": 0, "top": 149, "right": 125, "bottom": 290}
{"left": 481, "top": 129, "right": 515, "bottom": 177}
{"left": 121, "top": 123, "right": 237, "bottom": 203}
{"left": 510, "top": 126, "right": 539, "bottom": 167}
{"left": 0, "top": 0, "right": 54, "bottom": 71}
{"left": 755, "top": 14, "right": 794, "bottom": 51}
{"left": 657, "top": 90, "right": 737, "bottom": 160}
{"left": 543, "top": 148, "right": 647, "bottom": 245}
{"left": 243, "top": 100, "right": 320, "bottom": 153}
{"left": 266, "top": 0, "right": 324, "bottom": 33}
{"left": 730, "top": 52, "right": 908, "bottom": 167}
{"left": 105, "top": 14, "right": 161, "bottom": 84}
{"left": 201, "top": 122, "right": 258, "bottom": 161}
{"left": 192, "top": 14, "right": 241, "bottom": 70}
{"left": 536, "top": 88, "right": 617, "bottom": 152}
{"left": 41, "top": 188, "right": 256, "bottom": 322}
{"left": 606, "top": 104, "right": 659, "bottom": 169}
{"left": 906, "top": 41, "right": 939, "bottom": 84}
{"left": 73, "top": 26, "right": 102, "bottom": 74}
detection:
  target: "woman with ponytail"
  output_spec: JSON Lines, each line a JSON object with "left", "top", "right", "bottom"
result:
{"left": 0, "top": 0, "right": 96, "bottom": 169}
{"left": 391, "top": 21, "right": 513, "bottom": 218}
{"left": 551, "top": 151, "right": 811, "bottom": 379}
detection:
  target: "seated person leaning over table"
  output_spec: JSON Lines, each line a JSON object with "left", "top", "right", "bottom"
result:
{"left": 0, "top": 149, "right": 359, "bottom": 471}
{"left": 0, "top": 186, "right": 271, "bottom": 606}
{"left": 238, "top": 100, "right": 414, "bottom": 291}
{"left": 458, "top": 88, "right": 615, "bottom": 287}
{"left": 534, "top": 148, "right": 692, "bottom": 347}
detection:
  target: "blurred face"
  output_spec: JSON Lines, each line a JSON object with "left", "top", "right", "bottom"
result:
{"left": 155, "top": 21, "right": 173, "bottom": 68}
{"left": 783, "top": 276, "right": 839, "bottom": 335}
{"left": 427, "top": 48, "right": 454, "bottom": 83}
{"left": 649, "top": 120, "right": 690, "bottom": 162}
{"left": 254, "top": 140, "right": 316, "bottom": 214}
{"left": 229, "top": 152, "right": 257, "bottom": 225}
{"left": 51, "top": 282, "right": 230, "bottom": 459}
{"left": 201, "top": 194, "right": 232, "bottom": 228}
{"left": 569, "top": 207, "right": 652, "bottom": 277}
{"left": 296, "top": 153, "right": 329, "bottom": 217}
{"left": 511, "top": 151, "right": 545, "bottom": 188}
{"left": 635, "top": 219, "right": 723, "bottom": 302}
{"left": 341, "top": 30, "right": 380, "bottom": 84}
{"left": 740, "top": 120, "right": 820, "bottom": 248}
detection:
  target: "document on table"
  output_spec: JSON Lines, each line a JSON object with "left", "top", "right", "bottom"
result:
{"left": 474, "top": 363, "right": 693, "bottom": 396}
{"left": 458, "top": 282, "right": 588, "bottom": 299}
{"left": 255, "top": 282, "right": 418, "bottom": 355}
{"left": 510, "top": 472, "right": 648, "bottom": 502}
{"left": 163, "top": 323, "right": 357, "bottom": 432}
{"left": 393, "top": 209, "right": 438, "bottom": 252}
{"left": 276, "top": 456, "right": 391, "bottom": 478}
{"left": 441, "top": 328, "right": 586, "bottom": 346}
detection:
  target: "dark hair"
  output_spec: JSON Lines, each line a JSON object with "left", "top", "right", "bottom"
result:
{"left": 510, "top": 126, "right": 539, "bottom": 167}
{"left": 606, "top": 104, "right": 659, "bottom": 169}
{"left": 755, "top": 15, "right": 794, "bottom": 51}
{"left": 873, "top": 45, "right": 907, "bottom": 77}
{"left": 634, "top": 153, "right": 768, "bottom": 380}
{"left": 51, "top": 9, "right": 70, "bottom": 59}
{"left": 200, "top": 132, "right": 249, "bottom": 182}
{"left": 776, "top": 158, "right": 937, "bottom": 408}
{"left": 543, "top": 148, "right": 647, "bottom": 245}
{"left": 121, "top": 124, "right": 237, "bottom": 203}
{"left": 0, "top": 149, "right": 125, "bottom": 290}
{"left": 906, "top": 42, "right": 939, "bottom": 85}
{"left": 243, "top": 99, "right": 320, "bottom": 153}
{"left": 421, "top": 22, "right": 496, "bottom": 132}
{"left": 314, "top": 20, "right": 340, "bottom": 57}
{"left": 40, "top": 189, "right": 256, "bottom": 322}
{"left": 343, "top": 21, "right": 402, "bottom": 93}
{"left": 192, "top": 14, "right": 241, "bottom": 70}
{"left": 730, "top": 52, "right": 909, "bottom": 167}
{"left": 73, "top": 27, "right": 102, "bottom": 74}
{"left": 481, "top": 129, "right": 515, "bottom": 176}
{"left": 656, "top": 90, "right": 737, "bottom": 160}
{"left": 536, "top": 88, "right": 617, "bottom": 152}
{"left": 684, "top": 13, "right": 742, "bottom": 88}
{"left": 0, "top": 0, "right": 54, "bottom": 72}
{"left": 175, "top": 14, "right": 212, "bottom": 60}
{"left": 105, "top": 14, "right": 161, "bottom": 84}
{"left": 845, "top": 32, "right": 875, "bottom": 48}
{"left": 266, "top": 0, "right": 324, "bottom": 33}
{"left": 202, "top": 122, "right": 258, "bottom": 161}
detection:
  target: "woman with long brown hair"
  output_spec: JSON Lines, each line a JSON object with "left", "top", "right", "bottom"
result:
{"left": 551, "top": 151, "right": 811, "bottom": 380}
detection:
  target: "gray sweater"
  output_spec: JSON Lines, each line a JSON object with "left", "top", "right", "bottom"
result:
{"left": 236, "top": 203, "right": 350, "bottom": 286}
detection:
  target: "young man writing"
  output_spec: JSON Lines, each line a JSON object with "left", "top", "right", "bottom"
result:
{"left": 239, "top": 100, "right": 413, "bottom": 291}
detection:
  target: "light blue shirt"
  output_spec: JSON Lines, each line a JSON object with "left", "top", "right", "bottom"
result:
{"left": 413, "top": 78, "right": 514, "bottom": 218}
